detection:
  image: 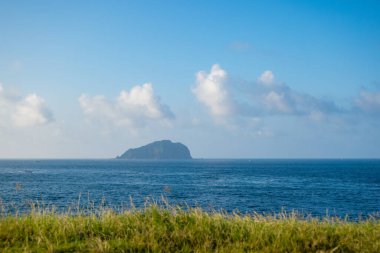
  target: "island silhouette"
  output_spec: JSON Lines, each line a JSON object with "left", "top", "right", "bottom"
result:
{"left": 116, "top": 140, "right": 192, "bottom": 160}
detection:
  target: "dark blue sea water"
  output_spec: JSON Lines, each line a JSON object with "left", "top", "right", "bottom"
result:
{"left": 0, "top": 159, "right": 379, "bottom": 218}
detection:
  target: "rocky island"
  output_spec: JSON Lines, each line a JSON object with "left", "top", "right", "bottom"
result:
{"left": 116, "top": 140, "right": 192, "bottom": 160}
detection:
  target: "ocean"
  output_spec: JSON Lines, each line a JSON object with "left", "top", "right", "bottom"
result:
{"left": 0, "top": 159, "right": 379, "bottom": 219}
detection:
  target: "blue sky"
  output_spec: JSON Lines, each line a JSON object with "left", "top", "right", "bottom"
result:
{"left": 0, "top": 0, "right": 379, "bottom": 158}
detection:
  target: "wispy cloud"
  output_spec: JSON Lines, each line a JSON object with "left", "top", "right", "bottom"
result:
{"left": 79, "top": 83, "right": 174, "bottom": 131}
{"left": 0, "top": 83, "right": 53, "bottom": 128}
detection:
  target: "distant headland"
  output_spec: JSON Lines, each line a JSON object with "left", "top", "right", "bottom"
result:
{"left": 116, "top": 140, "right": 192, "bottom": 160}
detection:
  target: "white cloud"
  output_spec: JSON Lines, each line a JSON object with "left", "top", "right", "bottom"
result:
{"left": 12, "top": 94, "right": 53, "bottom": 127}
{"left": 117, "top": 84, "right": 172, "bottom": 119}
{"left": 192, "top": 66, "right": 341, "bottom": 123}
{"left": 79, "top": 94, "right": 120, "bottom": 124}
{"left": 192, "top": 65, "right": 380, "bottom": 140}
{"left": 0, "top": 83, "right": 53, "bottom": 128}
{"left": 79, "top": 83, "right": 174, "bottom": 130}
{"left": 254, "top": 70, "right": 341, "bottom": 118}
{"left": 258, "top": 70, "right": 275, "bottom": 85}
{"left": 192, "top": 64, "right": 234, "bottom": 117}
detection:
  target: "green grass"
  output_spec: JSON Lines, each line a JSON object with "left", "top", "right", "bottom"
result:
{"left": 0, "top": 202, "right": 379, "bottom": 252}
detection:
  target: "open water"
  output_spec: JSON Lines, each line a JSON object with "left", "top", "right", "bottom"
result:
{"left": 0, "top": 159, "right": 379, "bottom": 218}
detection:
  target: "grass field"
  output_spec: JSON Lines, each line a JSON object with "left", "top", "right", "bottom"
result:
{"left": 0, "top": 201, "right": 379, "bottom": 252}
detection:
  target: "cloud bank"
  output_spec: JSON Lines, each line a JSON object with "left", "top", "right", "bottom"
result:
{"left": 79, "top": 83, "right": 174, "bottom": 130}
{"left": 0, "top": 84, "right": 53, "bottom": 128}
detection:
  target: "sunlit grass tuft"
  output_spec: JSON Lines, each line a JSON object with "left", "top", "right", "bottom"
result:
{"left": 0, "top": 199, "right": 379, "bottom": 252}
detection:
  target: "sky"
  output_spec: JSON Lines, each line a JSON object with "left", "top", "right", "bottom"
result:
{"left": 0, "top": 0, "right": 379, "bottom": 158}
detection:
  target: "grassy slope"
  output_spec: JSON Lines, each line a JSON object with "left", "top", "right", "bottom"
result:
{"left": 1, "top": 205, "right": 379, "bottom": 253}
